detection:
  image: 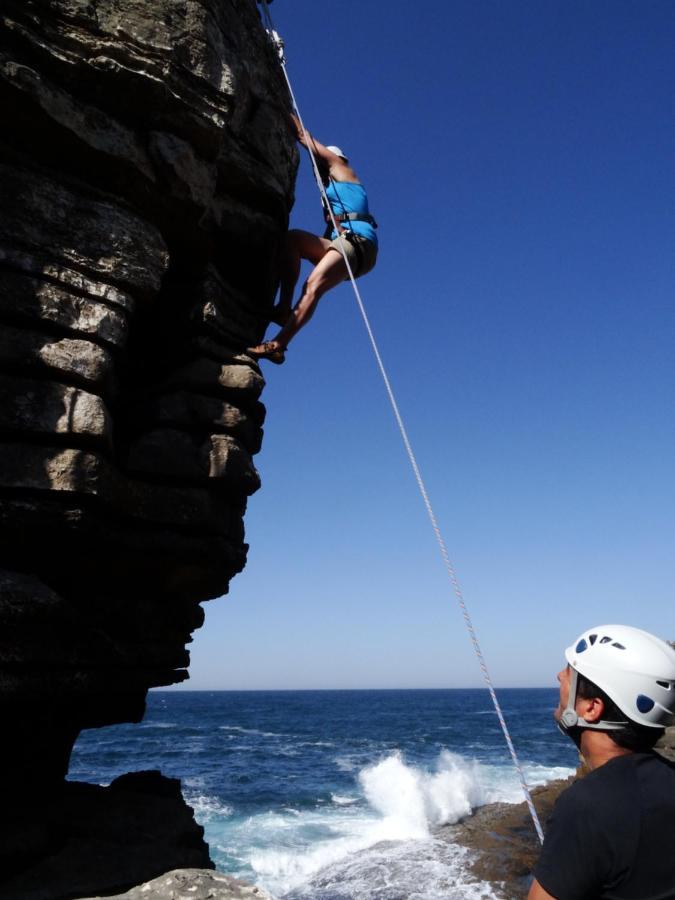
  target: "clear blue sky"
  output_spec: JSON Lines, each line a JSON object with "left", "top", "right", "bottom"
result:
{"left": 178, "top": 0, "right": 675, "bottom": 690}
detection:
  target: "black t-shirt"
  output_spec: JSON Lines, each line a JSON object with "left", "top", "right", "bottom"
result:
{"left": 534, "top": 752, "right": 675, "bottom": 899}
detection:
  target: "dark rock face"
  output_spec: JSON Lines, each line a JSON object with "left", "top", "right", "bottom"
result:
{"left": 0, "top": 0, "right": 295, "bottom": 892}
{"left": 1, "top": 772, "right": 214, "bottom": 900}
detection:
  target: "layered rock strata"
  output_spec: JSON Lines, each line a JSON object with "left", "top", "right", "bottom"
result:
{"left": 0, "top": 0, "right": 296, "bottom": 891}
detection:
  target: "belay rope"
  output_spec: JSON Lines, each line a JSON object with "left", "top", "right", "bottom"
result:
{"left": 257, "top": 0, "right": 545, "bottom": 845}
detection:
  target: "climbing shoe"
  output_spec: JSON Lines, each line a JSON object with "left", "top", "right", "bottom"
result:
{"left": 247, "top": 341, "right": 286, "bottom": 365}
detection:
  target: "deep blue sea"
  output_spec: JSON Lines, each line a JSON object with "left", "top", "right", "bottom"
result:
{"left": 69, "top": 689, "right": 577, "bottom": 899}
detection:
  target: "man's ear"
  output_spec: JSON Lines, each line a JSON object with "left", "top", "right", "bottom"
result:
{"left": 579, "top": 695, "right": 605, "bottom": 723}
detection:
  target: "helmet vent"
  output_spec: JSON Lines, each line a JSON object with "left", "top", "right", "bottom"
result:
{"left": 636, "top": 695, "right": 655, "bottom": 713}
{"left": 657, "top": 680, "right": 672, "bottom": 690}
{"left": 612, "top": 642, "right": 626, "bottom": 650}
{"left": 576, "top": 639, "right": 588, "bottom": 653}
{"left": 600, "top": 636, "right": 612, "bottom": 644}
{"left": 589, "top": 634, "right": 598, "bottom": 645}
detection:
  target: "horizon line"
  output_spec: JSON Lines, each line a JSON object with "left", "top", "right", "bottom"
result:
{"left": 153, "top": 685, "right": 556, "bottom": 693}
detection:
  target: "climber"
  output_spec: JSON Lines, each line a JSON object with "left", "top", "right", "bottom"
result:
{"left": 529, "top": 624, "right": 675, "bottom": 899}
{"left": 247, "top": 115, "right": 378, "bottom": 364}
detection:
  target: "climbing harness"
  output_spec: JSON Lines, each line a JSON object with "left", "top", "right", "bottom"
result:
{"left": 257, "top": 0, "right": 545, "bottom": 845}
{"left": 331, "top": 212, "right": 379, "bottom": 227}
{"left": 322, "top": 213, "right": 378, "bottom": 242}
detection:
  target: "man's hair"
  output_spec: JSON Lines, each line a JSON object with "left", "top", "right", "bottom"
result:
{"left": 576, "top": 672, "right": 665, "bottom": 751}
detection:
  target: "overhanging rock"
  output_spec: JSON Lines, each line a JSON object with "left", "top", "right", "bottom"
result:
{"left": 0, "top": 0, "right": 296, "bottom": 893}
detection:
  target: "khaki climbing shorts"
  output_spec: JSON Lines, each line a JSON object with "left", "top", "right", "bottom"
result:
{"left": 329, "top": 234, "right": 378, "bottom": 279}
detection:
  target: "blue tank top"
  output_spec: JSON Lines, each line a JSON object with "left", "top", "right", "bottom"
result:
{"left": 325, "top": 181, "right": 378, "bottom": 247}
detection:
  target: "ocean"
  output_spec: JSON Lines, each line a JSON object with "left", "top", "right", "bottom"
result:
{"left": 69, "top": 689, "right": 577, "bottom": 899}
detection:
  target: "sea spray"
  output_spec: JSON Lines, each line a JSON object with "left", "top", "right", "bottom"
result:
{"left": 359, "top": 753, "right": 430, "bottom": 839}
{"left": 358, "top": 750, "right": 490, "bottom": 838}
{"left": 420, "top": 750, "right": 488, "bottom": 825}
{"left": 246, "top": 751, "right": 502, "bottom": 895}
{"left": 70, "top": 688, "right": 578, "bottom": 898}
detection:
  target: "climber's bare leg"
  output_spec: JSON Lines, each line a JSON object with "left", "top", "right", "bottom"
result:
{"left": 272, "top": 248, "right": 348, "bottom": 347}
{"left": 275, "top": 230, "right": 332, "bottom": 318}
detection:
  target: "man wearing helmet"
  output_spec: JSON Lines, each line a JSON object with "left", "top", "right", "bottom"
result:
{"left": 529, "top": 625, "right": 675, "bottom": 900}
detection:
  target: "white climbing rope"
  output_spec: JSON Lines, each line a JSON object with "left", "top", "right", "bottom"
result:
{"left": 257, "top": 0, "right": 545, "bottom": 845}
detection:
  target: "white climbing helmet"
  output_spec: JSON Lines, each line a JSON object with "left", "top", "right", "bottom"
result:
{"left": 326, "top": 145, "right": 348, "bottom": 161}
{"left": 562, "top": 624, "right": 675, "bottom": 731}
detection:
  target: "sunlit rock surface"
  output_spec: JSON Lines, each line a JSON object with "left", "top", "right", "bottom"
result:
{"left": 89, "top": 868, "right": 273, "bottom": 900}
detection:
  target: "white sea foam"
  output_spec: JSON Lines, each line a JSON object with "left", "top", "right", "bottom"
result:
{"left": 239, "top": 751, "right": 531, "bottom": 896}
{"left": 139, "top": 721, "right": 177, "bottom": 728}
{"left": 249, "top": 819, "right": 381, "bottom": 893}
{"left": 206, "top": 751, "right": 575, "bottom": 898}
{"left": 285, "top": 838, "right": 501, "bottom": 900}
{"left": 297, "top": 741, "right": 335, "bottom": 749}
{"left": 219, "top": 725, "right": 281, "bottom": 738}
{"left": 474, "top": 761, "right": 574, "bottom": 806}
{"left": 331, "top": 793, "right": 359, "bottom": 806}
{"left": 183, "top": 775, "right": 205, "bottom": 789}
{"left": 334, "top": 756, "right": 358, "bottom": 772}
{"left": 277, "top": 746, "right": 301, "bottom": 757}
{"left": 186, "top": 793, "right": 234, "bottom": 823}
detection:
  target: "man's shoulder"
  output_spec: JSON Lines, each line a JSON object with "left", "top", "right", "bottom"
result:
{"left": 554, "top": 755, "right": 637, "bottom": 811}
{"left": 537, "top": 753, "right": 675, "bottom": 899}
{"left": 557, "top": 752, "right": 675, "bottom": 810}
{"left": 585, "top": 750, "right": 675, "bottom": 783}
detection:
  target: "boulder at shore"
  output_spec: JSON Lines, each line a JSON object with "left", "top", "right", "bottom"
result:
{"left": 86, "top": 868, "right": 272, "bottom": 900}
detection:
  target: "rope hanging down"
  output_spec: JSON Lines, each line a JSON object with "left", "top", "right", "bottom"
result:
{"left": 257, "top": 0, "right": 545, "bottom": 845}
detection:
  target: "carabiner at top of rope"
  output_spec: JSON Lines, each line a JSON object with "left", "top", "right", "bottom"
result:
{"left": 266, "top": 28, "right": 285, "bottom": 62}
{"left": 256, "top": 0, "right": 284, "bottom": 61}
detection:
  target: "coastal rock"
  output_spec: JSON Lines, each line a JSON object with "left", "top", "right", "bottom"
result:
{"left": 0, "top": 268, "right": 129, "bottom": 346}
{"left": 91, "top": 868, "right": 273, "bottom": 900}
{"left": 655, "top": 726, "right": 675, "bottom": 762}
{"left": 0, "top": 376, "right": 112, "bottom": 443}
{"left": 443, "top": 778, "right": 573, "bottom": 899}
{"left": 0, "top": 0, "right": 296, "bottom": 893}
{"left": 0, "top": 772, "right": 213, "bottom": 900}
{"left": 0, "top": 323, "right": 116, "bottom": 390}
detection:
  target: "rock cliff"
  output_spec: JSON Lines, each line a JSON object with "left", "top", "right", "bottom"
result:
{"left": 0, "top": 0, "right": 296, "bottom": 893}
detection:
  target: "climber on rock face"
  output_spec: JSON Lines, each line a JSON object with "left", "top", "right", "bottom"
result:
{"left": 247, "top": 114, "right": 378, "bottom": 365}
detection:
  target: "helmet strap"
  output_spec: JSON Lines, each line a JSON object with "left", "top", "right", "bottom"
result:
{"left": 558, "top": 666, "right": 627, "bottom": 744}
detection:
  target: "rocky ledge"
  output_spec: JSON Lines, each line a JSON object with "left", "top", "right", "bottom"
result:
{"left": 441, "top": 778, "right": 571, "bottom": 899}
{"left": 87, "top": 869, "right": 272, "bottom": 900}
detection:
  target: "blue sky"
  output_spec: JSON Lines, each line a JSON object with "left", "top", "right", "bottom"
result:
{"left": 178, "top": 0, "right": 675, "bottom": 690}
